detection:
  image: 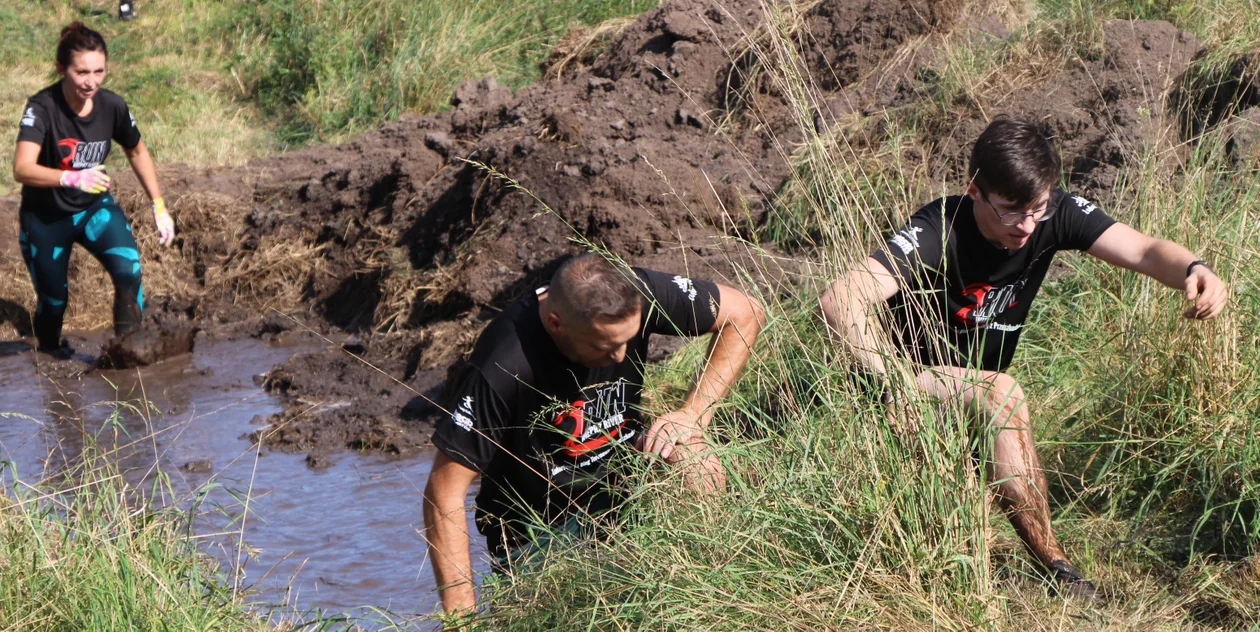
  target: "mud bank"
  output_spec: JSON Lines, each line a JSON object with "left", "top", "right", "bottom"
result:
{"left": 2, "top": 0, "right": 1256, "bottom": 461}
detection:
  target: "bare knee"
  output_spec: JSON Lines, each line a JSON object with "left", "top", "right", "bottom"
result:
{"left": 981, "top": 373, "right": 1028, "bottom": 428}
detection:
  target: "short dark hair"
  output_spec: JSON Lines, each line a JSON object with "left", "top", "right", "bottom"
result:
{"left": 548, "top": 254, "right": 641, "bottom": 323}
{"left": 57, "top": 22, "right": 108, "bottom": 68}
{"left": 968, "top": 117, "right": 1061, "bottom": 207}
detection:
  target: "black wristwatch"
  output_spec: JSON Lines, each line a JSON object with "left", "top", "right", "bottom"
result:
{"left": 1186, "top": 259, "right": 1212, "bottom": 277}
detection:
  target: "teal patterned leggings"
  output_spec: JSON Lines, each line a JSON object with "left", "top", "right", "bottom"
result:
{"left": 19, "top": 194, "right": 143, "bottom": 350}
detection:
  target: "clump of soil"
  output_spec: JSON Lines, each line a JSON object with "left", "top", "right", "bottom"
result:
{"left": 96, "top": 315, "right": 199, "bottom": 370}
{"left": 247, "top": 348, "right": 441, "bottom": 463}
{"left": 2, "top": 0, "right": 1254, "bottom": 463}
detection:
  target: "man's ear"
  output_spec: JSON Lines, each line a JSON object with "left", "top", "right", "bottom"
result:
{"left": 964, "top": 180, "right": 981, "bottom": 200}
{"left": 543, "top": 310, "right": 563, "bottom": 333}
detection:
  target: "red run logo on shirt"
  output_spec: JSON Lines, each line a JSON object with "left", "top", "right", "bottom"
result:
{"left": 552, "top": 379, "right": 628, "bottom": 457}
{"left": 57, "top": 138, "right": 109, "bottom": 170}
{"left": 953, "top": 280, "right": 1024, "bottom": 325}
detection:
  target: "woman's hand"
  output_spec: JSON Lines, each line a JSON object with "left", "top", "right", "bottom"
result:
{"left": 60, "top": 166, "right": 110, "bottom": 193}
{"left": 152, "top": 197, "right": 175, "bottom": 246}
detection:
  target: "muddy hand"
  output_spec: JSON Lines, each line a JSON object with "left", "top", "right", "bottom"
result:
{"left": 638, "top": 410, "right": 702, "bottom": 461}
{"left": 152, "top": 197, "right": 175, "bottom": 246}
{"left": 60, "top": 166, "right": 111, "bottom": 193}
{"left": 1183, "top": 267, "right": 1227, "bottom": 320}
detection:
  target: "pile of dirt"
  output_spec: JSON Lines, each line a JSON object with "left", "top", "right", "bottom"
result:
{"left": 1, "top": 0, "right": 1255, "bottom": 462}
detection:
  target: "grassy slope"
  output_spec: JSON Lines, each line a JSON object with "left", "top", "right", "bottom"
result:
{"left": 0, "top": 0, "right": 657, "bottom": 191}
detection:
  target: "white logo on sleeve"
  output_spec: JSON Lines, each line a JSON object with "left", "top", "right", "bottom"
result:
{"left": 671, "top": 275, "right": 697, "bottom": 302}
{"left": 1072, "top": 195, "right": 1098, "bottom": 215}
{"left": 20, "top": 107, "right": 36, "bottom": 127}
{"left": 451, "top": 396, "right": 475, "bottom": 431}
{"left": 129, "top": 111, "right": 137, "bottom": 128}
{"left": 889, "top": 225, "right": 924, "bottom": 255}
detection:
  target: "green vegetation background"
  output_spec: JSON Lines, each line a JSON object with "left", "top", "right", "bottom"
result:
{"left": 4, "top": 0, "right": 1260, "bottom": 630}
{"left": 0, "top": 0, "right": 657, "bottom": 192}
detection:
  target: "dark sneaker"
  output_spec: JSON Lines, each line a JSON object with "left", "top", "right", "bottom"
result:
{"left": 1048, "top": 559, "right": 1099, "bottom": 602}
{"left": 37, "top": 340, "right": 75, "bottom": 360}
{"left": 118, "top": 1, "right": 137, "bottom": 21}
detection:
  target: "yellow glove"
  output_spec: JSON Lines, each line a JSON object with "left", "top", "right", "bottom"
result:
{"left": 152, "top": 198, "right": 175, "bottom": 246}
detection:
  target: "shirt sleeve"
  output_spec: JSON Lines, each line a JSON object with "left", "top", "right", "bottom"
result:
{"left": 16, "top": 100, "right": 47, "bottom": 145}
{"left": 112, "top": 97, "right": 142, "bottom": 149}
{"left": 636, "top": 268, "right": 721, "bottom": 337}
{"left": 1055, "top": 192, "right": 1117, "bottom": 251}
{"left": 869, "top": 200, "right": 947, "bottom": 290}
{"left": 431, "top": 367, "right": 512, "bottom": 473}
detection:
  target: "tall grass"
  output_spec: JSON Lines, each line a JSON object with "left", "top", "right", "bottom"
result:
{"left": 0, "top": 449, "right": 271, "bottom": 631}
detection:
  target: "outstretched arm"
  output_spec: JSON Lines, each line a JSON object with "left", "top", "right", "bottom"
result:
{"left": 639, "top": 283, "right": 765, "bottom": 460}
{"left": 819, "top": 256, "right": 902, "bottom": 375}
{"left": 1087, "top": 223, "right": 1228, "bottom": 320}
{"left": 423, "top": 451, "right": 479, "bottom": 615}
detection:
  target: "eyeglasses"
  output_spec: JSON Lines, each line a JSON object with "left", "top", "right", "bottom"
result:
{"left": 978, "top": 187, "right": 1056, "bottom": 226}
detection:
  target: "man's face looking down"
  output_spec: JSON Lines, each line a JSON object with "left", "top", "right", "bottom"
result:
{"left": 543, "top": 302, "right": 641, "bottom": 369}
{"left": 967, "top": 182, "right": 1053, "bottom": 251}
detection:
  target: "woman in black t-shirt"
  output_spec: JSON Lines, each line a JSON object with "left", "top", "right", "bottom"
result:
{"left": 11, "top": 22, "right": 173, "bottom": 356}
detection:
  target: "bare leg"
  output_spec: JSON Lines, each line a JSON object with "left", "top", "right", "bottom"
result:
{"left": 915, "top": 368, "right": 1067, "bottom": 566}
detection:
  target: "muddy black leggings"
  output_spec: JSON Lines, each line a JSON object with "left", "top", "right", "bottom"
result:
{"left": 19, "top": 194, "right": 143, "bottom": 350}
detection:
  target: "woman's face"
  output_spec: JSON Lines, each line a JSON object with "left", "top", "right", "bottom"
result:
{"left": 58, "top": 50, "right": 108, "bottom": 103}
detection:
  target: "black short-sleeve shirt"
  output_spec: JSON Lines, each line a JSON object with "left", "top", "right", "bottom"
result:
{"left": 17, "top": 84, "right": 142, "bottom": 216}
{"left": 870, "top": 189, "right": 1115, "bottom": 371}
{"left": 431, "top": 267, "right": 721, "bottom": 555}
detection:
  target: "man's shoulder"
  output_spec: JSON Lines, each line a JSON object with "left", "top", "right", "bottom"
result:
{"left": 911, "top": 195, "right": 968, "bottom": 220}
{"left": 1054, "top": 188, "right": 1103, "bottom": 216}
{"left": 468, "top": 299, "right": 537, "bottom": 392}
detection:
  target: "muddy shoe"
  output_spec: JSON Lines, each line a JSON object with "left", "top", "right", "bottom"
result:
{"left": 1048, "top": 559, "right": 1099, "bottom": 602}
{"left": 36, "top": 340, "right": 75, "bottom": 360}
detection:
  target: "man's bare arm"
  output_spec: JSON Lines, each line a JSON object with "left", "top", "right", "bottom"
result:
{"left": 819, "top": 256, "right": 902, "bottom": 375}
{"left": 1087, "top": 223, "right": 1228, "bottom": 320}
{"left": 423, "top": 451, "right": 480, "bottom": 614}
{"left": 639, "top": 284, "right": 764, "bottom": 461}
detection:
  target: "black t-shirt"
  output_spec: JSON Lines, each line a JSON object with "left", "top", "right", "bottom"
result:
{"left": 16, "top": 84, "right": 142, "bottom": 216}
{"left": 870, "top": 189, "right": 1116, "bottom": 371}
{"left": 432, "top": 267, "right": 721, "bottom": 555}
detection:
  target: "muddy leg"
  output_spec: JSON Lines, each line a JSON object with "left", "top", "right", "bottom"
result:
{"left": 976, "top": 374, "right": 1067, "bottom": 566}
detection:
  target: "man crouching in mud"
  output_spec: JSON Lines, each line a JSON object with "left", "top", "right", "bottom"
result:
{"left": 820, "top": 117, "right": 1228, "bottom": 600}
{"left": 424, "top": 253, "right": 764, "bottom": 614}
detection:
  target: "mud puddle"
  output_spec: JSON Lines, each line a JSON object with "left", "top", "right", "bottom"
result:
{"left": 0, "top": 332, "right": 484, "bottom": 627}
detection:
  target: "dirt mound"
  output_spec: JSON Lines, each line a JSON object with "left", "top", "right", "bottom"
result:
{"left": 1, "top": 0, "right": 1249, "bottom": 462}
{"left": 247, "top": 349, "right": 438, "bottom": 464}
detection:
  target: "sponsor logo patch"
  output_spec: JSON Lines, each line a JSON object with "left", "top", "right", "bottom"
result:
{"left": 451, "top": 396, "right": 475, "bottom": 431}
{"left": 20, "top": 107, "right": 36, "bottom": 128}
{"left": 890, "top": 225, "right": 924, "bottom": 255}
{"left": 1072, "top": 195, "right": 1098, "bottom": 215}
{"left": 671, "top": 275, "right": 697, "bottom": 302}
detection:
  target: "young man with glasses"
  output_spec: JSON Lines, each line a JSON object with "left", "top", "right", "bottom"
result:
{"left": 820, "top": 117, "right": 1227, "bottom": 599}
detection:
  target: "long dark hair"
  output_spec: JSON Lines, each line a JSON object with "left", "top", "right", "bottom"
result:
{"left": 56, "top": 21, "right": 108, "bottom": 68}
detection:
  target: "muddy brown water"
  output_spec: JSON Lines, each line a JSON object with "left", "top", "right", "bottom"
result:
{"left": 0, "top": 332, "right": 484, "bottom": 627}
